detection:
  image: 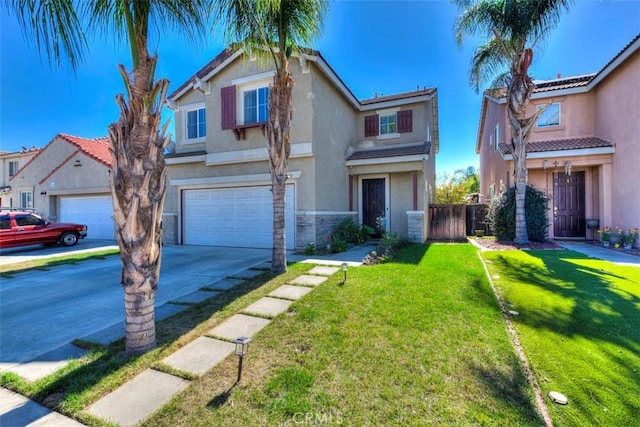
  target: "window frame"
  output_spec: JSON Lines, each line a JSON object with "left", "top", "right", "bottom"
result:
{"left": 182, "top": 102, "right": 206, "bottom": 144}
{"left": 379, "top": 113, "right": 397, "bottom": 136}
{"left": 9, "top": 160, "right": 19, "bottom": 177}
{"left": 536, "top": 102, "right": 561, "bottom": 128}
{"left": 241, "top": 84, "right": 270, "bottom": 126}
{"left": 20, "top": 191, "right": 33, "bottom": 209}
{"left": 374, "top": 107, "right": 401, "bottom": 139}
{"left": 493, "top": 125, "right": 499, "bottom": 151}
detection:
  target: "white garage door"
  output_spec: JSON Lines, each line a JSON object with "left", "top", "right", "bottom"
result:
{"left": 59, "top": 195, "right": 115, "bottom": 240}
{"left": 183, "top": 185, "right": 295, "bottom": 249}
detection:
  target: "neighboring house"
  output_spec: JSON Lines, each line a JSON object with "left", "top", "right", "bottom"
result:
{"left": 164, "top": 47, "right": 439, "bottom": 250}
{"left": 477, "top": 33, "right": 639, "bottom": 242}
{"left": 9, "top": 133, "right": 116, "bottom": 239}
{"left": 0, "top": 147, "right": 40, "bottom": 207}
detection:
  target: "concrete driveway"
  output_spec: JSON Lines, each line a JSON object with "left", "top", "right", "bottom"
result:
{"left": 0, "top": 241, "right": 271, "bottom": 369}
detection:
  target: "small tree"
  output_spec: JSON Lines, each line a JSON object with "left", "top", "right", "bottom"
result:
{"left": 488, "top": 185, "right": 550, "bottom": 242}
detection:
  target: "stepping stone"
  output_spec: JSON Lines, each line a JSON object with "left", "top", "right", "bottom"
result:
{"left": 242, "top": 297, "right": 293, "bottom": 318}
{"left": 308, "top": 266, "right": 339, "bottom": 276}
{"left": 230, "top": 269, "right": 263, "bottom": 279}
{"left": 208, "top": 278, "right": 245, "bottom": 290}
{"left": 0, "top": 388, "right": 84, "bottom": 426}
{"left": 162, "top": 337, "right": 234, "bottom": 377}
{"left": 7, "top": 343, "right": 87, "bottom": 382}
{"left": 290, "top": 275, "right": 327, "bottom": 287}
{"left": 269, "top": 285, "right": 313, "bottom": 301}
{"left": 171, "top": 290, "right": 218, "bottom": 304}
{"left": 87, "top": 369, "right": 190, "bottom": 426}
{"left": 208, "top": 314, "right": 271, "bottom": 341}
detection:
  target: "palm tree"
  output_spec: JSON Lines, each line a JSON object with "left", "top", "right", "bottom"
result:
{"left": 8, "top": 0, "right": 209, "bottom": 354}
{"left": 454, "top": 0, "right": 572, "bottom": 243}
{"left": 216, "top": 0, "right": 328, "bottom": 273}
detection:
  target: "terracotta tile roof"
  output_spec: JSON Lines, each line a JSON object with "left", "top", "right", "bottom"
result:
{"left": 498, "top": 137, "right": 613, "bottom": 155}
{"left": 168, "top": 47, "right": 237, "bottom": 100}
{"left": 346, "top": 142, "right": 431, "bottom": 161}
{"left": 360, "top": 88, "right": 437, "bottom": 105}
{"left": 58, "top": 133, "right": 112, "bottom": 167}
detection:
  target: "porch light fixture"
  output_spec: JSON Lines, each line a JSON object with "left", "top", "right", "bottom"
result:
{"left": 565, "top": 161, "right": 572, "bottom": 176}
{"left": 342, "top": 262, "right": 348, "bottom": 283}
{"left": 234, "top": 336, "right": 251, "bottom": 382}
{"left": 543, "top": 160, "right": 549, "bottom": 170}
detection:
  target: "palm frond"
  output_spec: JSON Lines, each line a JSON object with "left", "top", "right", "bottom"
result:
{"left": 7, "top": 0, "right": 87, "bottom": 70}
{"left": 469, "top": 37, "right": 510, "bottom": 92}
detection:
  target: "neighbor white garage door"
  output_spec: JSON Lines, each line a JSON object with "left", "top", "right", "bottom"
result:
{"left": 59, "top": 195, "right": 115, "bottom": 240}
{"left": 183, "top": 185, "right": 295, "bottom": 249}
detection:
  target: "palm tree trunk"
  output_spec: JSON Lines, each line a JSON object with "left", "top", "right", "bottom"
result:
{"left": 109, "top": 48, "right": 170, "bottom": 354}
{"left": 267, "top": 59, "right": 294, "bottom": 274}
{"left": 507, "top": 47, "right": 536, "bottom": 244}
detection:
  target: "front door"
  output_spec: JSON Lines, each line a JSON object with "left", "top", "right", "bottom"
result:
{"left": 554, "top": 171, "right": 585, "bottom": 238}
{"left": 362, "top": 178, "right": 386, "bottom": 237}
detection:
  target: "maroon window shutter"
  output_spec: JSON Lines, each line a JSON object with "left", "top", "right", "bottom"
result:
{"left": 397, "top": 109, "right": 413, "bottom": 133}
{"left": 364, "top": 114, "right": 379, "bottom": 137}
{"left": 221, "top": 85, "right": 236, "bottom": 130}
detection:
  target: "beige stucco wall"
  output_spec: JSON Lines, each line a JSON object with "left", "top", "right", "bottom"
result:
{"left": 593, "top": 52, "right": 640, "bottom": 231}
{"left": 9, "top": 137, "right": 110, "bottom": 220}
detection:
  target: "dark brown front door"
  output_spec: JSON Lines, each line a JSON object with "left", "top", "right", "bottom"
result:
{"left": 362, "top": 178, "right": 385, "bottom": 237}
{"left": 554, "top": 171, "right": 585, "bottom": 238}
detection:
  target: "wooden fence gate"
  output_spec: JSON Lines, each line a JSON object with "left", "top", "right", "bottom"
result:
{"left": 429, "top": 204, "right": 491, "bottom": 241}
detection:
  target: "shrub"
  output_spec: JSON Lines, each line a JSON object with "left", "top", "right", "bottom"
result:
{"left": 333, "top": 217, "right": 369, "bottom": 245}
{"left": 487, "top": 185, "right": 550, "bottom": 242}
{"left": 303, "top": 243, "right": 316, "bottom": 256}
{"left": 330, "top": 235, "right": 348, "bottom": 253}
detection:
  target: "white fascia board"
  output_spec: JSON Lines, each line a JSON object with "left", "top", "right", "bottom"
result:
{"left": 170, "top": 170, "right": 302, "bottom": 188}
{"left": 502, "top": 146, "right": 615, "bottom": 160}
{"left": 304, "top": 54, "right": 360, "bottom": 109}
{"left": 295, "top": 211, "right": 357, "bottom": 215}
{"left": 346, "top": 154, "right": 428, "bottom": 167}
{"left": 205, "top": 142, "right": 313, "bottom": 166}
{"left": 165, "top": 154, "right": 207, "bottom": 165}
{"left": 168, "top": 49, "right": 244, "bottom": 102}
{"left": 360, "top": 94, "right": 433, "bottom": 111}
{"left": 588, "top": 37, "right": 640, "bottom": 89}
{"left": 530, "top": 86, "right": 591, "bottom": 99}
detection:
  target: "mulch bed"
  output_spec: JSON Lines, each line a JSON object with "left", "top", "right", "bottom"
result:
{"left": 468, "top": 237, "right": 562, "bottom": 251}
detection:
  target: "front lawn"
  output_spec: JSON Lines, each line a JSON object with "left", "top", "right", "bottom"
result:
{"left": 482, "top": 249, "right": 640, "bottom": 426}
{"left": 144, "top": 244, "right": 542, "bottom": 426}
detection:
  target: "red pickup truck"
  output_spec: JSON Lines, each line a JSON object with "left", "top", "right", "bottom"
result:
{"left": 0, "top": 209, "right": 87, "bottom": 249}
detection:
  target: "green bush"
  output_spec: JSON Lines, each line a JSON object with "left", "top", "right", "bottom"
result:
{"left": 303, "top": 243, "right": 316, "bottom": 256}
{"left": 331, "top": 217, "right": 369, "bottom": 247}
{"left": 487, "top": 185, "right": 550, "bottom": 242}
{"left": 330, "top": 235, "right": 348, "bottom": 253}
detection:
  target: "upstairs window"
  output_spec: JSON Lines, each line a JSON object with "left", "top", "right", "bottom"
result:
{"left": 186, "top": 106, "right": 206, "bottom": 141}
{"left": 243, "top": 86, "right": 269, "bottom": 125}
{"left": 9, "top": 160, "right": 19, "bottom": 177}
{"left": 537, "top": 102, "right": 560, "bottom": 128}
{"left": 364, "top": 109, "right": 412, "bottom": 137}
{"left": 493, "top": 125, "right": 499, "bottom": 151}
{"left": 380, "top": 113, "right": 397, "bottom": 135}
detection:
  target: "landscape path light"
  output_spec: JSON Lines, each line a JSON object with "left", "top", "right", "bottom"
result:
{"left": 342, "top": 262, "right": 348, "bottom": 283}
{"left": 234, "top": 336, "right": 251, "bottom": 382}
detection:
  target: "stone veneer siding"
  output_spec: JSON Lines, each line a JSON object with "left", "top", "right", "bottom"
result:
{"left": 296, "top": 211, "right": 358, "bottom": 250}
{"left": 162, "top": 213, "right": 178, "bottom": 245}
{"left": 407, "top": 211, "right": 425, "bottom": 242}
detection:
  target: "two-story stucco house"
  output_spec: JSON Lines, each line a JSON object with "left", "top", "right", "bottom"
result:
{"left": 0, "top": 147, "right": 40, "bottom": 208}
{"left": 9, "top": 133, "right": 115, "bottom": 239}
{"left": 477, "top": 33, "right": 639, "bottom": 243}
{"left": 163, "top": 47, "right": 439, "bottom": 250}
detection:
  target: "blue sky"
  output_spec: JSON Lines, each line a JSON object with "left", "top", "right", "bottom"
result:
{"left": 1, "top": 1, "right": 639, "bottom": 176}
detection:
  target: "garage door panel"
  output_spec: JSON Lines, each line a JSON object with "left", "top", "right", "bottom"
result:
{"left": 59, "top": 195, "right": 114, "bottom": 240}
{"left": 184, "top": 186, "right": 294, "bottom": 249}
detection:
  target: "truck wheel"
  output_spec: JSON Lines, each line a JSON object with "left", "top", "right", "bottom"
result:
{"left": 60, "top": 232, "right": 79, "bottom": 246}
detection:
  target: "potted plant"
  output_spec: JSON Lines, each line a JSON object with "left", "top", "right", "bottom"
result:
{"left": 598, "top": 226, "right": 612, "bottom": 247}
{"left": 622, "top": 227, "right": 638, "bottom": 250}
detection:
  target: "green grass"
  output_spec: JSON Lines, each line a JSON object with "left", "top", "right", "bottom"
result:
{"left": 482, "top": 249, "right": 640, "bottom": 426}
{"left": 0, "top": 248, "right": 120, "bottom": 276}
{"left": 143, "top": 244, "right": 541, "bottom": 426}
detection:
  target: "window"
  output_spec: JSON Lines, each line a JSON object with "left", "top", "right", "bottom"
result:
{"left": 15, "top": 213, "right": 44, "bottom": 227}
{"left": 494, "top": 125, "right": 499, "bottom": 151}
{"left": 20, "top": 191, "right": 32, "bottom": 209}
{"left": 380, "top": 113, "right": 397, "bottom": 135}
{"left": 9, "top": 161, "right": 19, "bottom": 177}
{"left": 243, "top": 86, "right": 269, "bottom": 124}
{"left": 537, "top": 103, "right": 560, "bottom": 128}
{"left": 488, "top": 184, "right": 495, "bottom": 201}
{"left": 186, "top": 107, "right": 206, "bottom": 140}
{"left": 0, "top": 214, "right": 10, "bottom": 230}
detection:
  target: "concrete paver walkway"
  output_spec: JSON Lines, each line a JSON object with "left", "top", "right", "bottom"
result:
{"left": 556, "top": 241, "right": 640, "bottom": 266}
{"left": 1, "top": 245, "right": 361, "bottom": 426}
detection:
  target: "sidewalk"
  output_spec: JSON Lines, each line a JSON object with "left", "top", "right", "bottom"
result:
{"left": 1, "top": 246, "right": 371, "bottom": 426}
{"left": 555, "top": 241, "right": 640, "bottom": 266}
